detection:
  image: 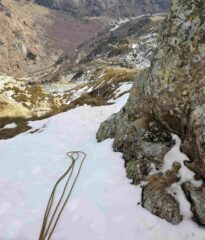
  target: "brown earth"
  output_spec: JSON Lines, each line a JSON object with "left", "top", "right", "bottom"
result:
{"left": 46, "top": 11, "right": 106, "bottom": 58}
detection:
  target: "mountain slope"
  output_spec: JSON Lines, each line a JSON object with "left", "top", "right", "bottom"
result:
{"left": 36, "top": 0, "right": 170, "bottom": 18}
{"left": 0, "top": 0, "right": 105, "bottom": 77}
{"left": 0, "top": 0, "right": 53, "bottom": 76}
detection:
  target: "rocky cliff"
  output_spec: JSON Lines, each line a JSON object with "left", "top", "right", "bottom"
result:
{"left": 36, "top": 0, "right": 170, "bottom": 18}
{"left": 97, "top": 0, "right": 205, "bottom": 225}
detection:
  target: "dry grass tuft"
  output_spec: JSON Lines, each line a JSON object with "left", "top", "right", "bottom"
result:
{"left": 146, "top": 162, "right": 181, "bottom": 190}
{"left": 103, "top": 67, "right": 136, "bottom": 83}
{"left": 67, "top": 66, "right": 137, "bottom": 107}
{"left": 89, "top": 66, "right": 137, "bottom": 90}
{"left": 70, "top": 94, "right": 112, "bottom": 107}
{"left": 150, "top": 15, "right": 166, "bottom": 22}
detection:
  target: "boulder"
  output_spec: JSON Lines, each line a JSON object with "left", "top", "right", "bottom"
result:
{"left": 182, "top": 182, "right": 205, "bottom": 225}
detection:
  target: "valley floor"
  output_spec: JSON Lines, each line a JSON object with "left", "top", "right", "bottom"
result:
{"left": 0, "top": 84, "right": 204, "bottom": 240}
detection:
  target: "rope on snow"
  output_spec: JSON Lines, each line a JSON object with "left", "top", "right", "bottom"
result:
{"left": 39, "top": 151, "right": 86, "bottom": 240}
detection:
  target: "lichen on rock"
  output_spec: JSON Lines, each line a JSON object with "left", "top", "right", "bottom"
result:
{"left": 142, "top": 162, "right": 183, "bottom": 225}
{"left": 97, "top": 0, "right": 205, "bottom": 225}
{"left": 182, "top": 182, "right": 205, "bottom": 225}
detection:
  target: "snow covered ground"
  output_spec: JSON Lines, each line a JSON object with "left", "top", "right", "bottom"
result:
{"left": 0, "top": 85, "right": 204, "bottom": 240}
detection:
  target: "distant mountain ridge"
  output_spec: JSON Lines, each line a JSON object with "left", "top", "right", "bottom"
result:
{"left": 36, "top": 0, "right": 170, "bottom": 18}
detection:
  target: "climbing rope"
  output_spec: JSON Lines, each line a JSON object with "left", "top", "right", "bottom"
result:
{"left": 39, "top": 151, "right": 86, "bottom": 240}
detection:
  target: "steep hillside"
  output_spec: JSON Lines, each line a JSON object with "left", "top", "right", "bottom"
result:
{"left": 97, "top": 0, "right": 205, "bottom": 225}
{"left": 0, "top": 13, "right": 162, "bottom": 140}
{"left": 36, "top": 0, "right": 170, "bottom": 18}
{"left": 0, "top": 0, "right": 105, "bottom": 77}
{"left": 0, "top": 0, "right": 107, "bottom": 135}
{"left": 0, "top": 0, "right": 54, "bottom": 77}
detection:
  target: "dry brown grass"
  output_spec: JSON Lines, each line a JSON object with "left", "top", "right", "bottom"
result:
{"left": 103, "top": 67, "right": 136, "bottom": 83}
{"left": 81, "top": 67, "right": 136, "bottom": 106}
{"left": 150, "top": 15, "right": 166, "bottom": 22}
{"left": 146, "top": 162, "right": 181, "bottom": 190}
{"left": 0, "top": 101, "right": 8, "bottom": 110}
{"left": 90, "top": 66, "right": 137, "bottom": 90}
{"left": 65, "top": 66, "right": 136, "bottom": 107}
{"left": 70, "top": 94, "right": 111, "bottom": 107}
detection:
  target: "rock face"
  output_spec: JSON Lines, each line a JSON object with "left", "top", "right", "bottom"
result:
{"left": 148, "top": 0, "right": 205, "bottom": 179}
{"left": 36, "top": 0, "right": 170, "bottom": 18}
{"left": 97, "top": 0, "right": 205, "bottom": 224}
{"left": 142, "top": 162, "right": 183, "bottom": 224}
{"left": 182, "top": 182, "right": 205, "bottom": 225}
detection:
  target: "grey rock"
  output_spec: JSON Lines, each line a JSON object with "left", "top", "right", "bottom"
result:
{"left": 97, "top": 0, "right": 205, "bottom": 225}
{"left": 96, "top": 110, "right": 124, "bottom": 142}
{"left": 142, "top": 188, "right": 183, "bottom": 224}
{"left": 142, "top": 163, "right": 183, "bottom": 225}
{"left": 126, "top": 159, "right": 152, "bottom": 185}
{"left": 182, "top": 182, "right": 205, "bottom": 225}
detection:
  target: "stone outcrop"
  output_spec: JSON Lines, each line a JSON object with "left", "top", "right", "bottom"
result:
{"left": 182, "top": 182, "right": 205, "bottom": 225}
{"left": 142, "top": 162, "right": 183, "bottom": 224}
{"left": 97, "top": 0, "right": 205, "bottom": 224}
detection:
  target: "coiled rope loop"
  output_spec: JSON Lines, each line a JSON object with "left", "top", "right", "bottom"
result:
{"left": 39, "top": 151, "right": 86, "bottom": 240}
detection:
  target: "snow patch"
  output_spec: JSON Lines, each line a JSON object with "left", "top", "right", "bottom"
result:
{"left": 1, "top": 123, "right": 17, "bottom": 129}
{"left": 163, "top": 134, "right": 202, "bottom": 220}
{"left": 163, "top": 134, "right": 202, "bottom": 186}
{"left": 0, "top": 89, "right": 204, "bottom": 240}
